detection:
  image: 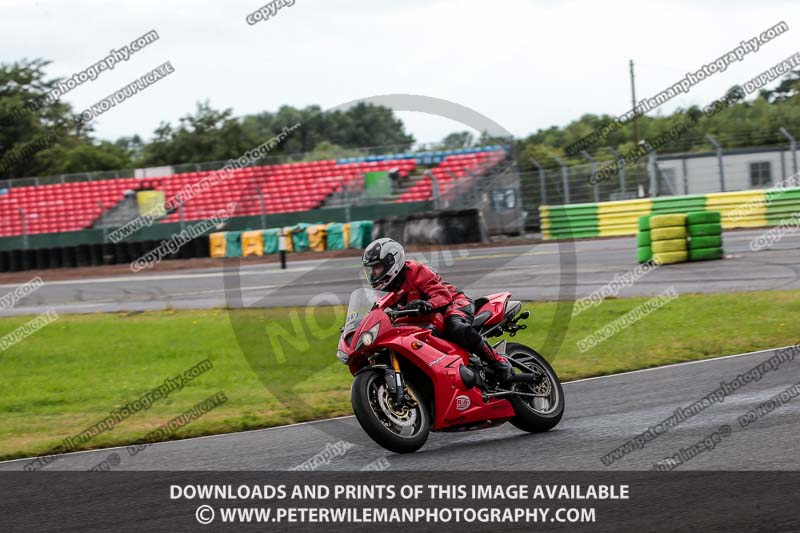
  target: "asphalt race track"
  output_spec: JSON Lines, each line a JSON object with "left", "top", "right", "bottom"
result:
{"left": 2, "top": 347, "right": 798, "bottom": 471}
{"left": 0, "top": 229, "right": 799, "bottom": 316}
{"left": 1, "top": 229, "right": 798, "bottom": 473}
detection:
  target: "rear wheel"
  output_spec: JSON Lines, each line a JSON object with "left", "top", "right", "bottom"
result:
{"left": 351, "top": 370, "right": 430, "bottom": 453}
{"left": 506, "top": 343, "right": 565, "bottom": 432}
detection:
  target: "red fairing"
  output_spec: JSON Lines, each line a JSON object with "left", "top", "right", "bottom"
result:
{"left": 477, "top": 292, "right": 512, "bottom": 325}
{"left": 393, "top": 312, "right": 446, "bottom": 332}
{"left": 338, "top": 295, "right": 515, "bottom": 431}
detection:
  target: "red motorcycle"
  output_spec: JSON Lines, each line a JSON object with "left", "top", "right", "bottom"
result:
{"left": 337, "top": 288, "right": 564, "bottom": 453}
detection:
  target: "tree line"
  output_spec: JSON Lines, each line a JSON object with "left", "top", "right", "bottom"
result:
{"left": 0, "top": 58, "right": 798, "bottom": 181}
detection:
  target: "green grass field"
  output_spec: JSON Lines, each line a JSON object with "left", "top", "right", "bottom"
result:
{"left": 1, "top": 289, "right": 798, "bottom": 460}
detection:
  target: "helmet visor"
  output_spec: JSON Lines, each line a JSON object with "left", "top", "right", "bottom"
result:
{"left": 364, "top": 263, "right": 385, "bottom": 284}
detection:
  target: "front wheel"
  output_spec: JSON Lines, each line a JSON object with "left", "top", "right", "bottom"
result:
{"left": 351, "top": 370, "right": 430, "bottom": 453}
{"left": 506, "top": 343, "right": 565, "bottom": 433}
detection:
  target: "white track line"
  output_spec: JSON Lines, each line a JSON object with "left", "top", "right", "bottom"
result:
{"left": 0, "top": 344, "right": 790, "bottom": 466}
{"left": 563, "top": 345, "right": 787, "bottom": 384}
{"left": 0, "top": 265, "right": 323, "bottom": 288}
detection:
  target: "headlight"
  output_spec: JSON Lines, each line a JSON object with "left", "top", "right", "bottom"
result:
{"left": 358, "top": 323, "right": 380, "bottom": 348}
{"left": 336, "top": 350, "right": 349, "bottom": 364}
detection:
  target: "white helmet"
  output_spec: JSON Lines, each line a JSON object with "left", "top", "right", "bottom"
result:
{"left": 362, "top": 238, "right": 405, "bottom": 290}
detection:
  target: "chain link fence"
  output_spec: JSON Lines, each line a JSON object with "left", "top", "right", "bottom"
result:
{"left": 519, "top": 143, "right": 800, "bottom": 232}
{"left": 520, "top": 160, "right": 648, "bottom": 209}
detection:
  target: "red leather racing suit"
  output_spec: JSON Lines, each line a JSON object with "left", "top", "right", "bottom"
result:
{"left": 383, "top": 260, "right": 504, "bottom": 363}
{"left": 383, "top": 260, "right": 471, "bottom": 319}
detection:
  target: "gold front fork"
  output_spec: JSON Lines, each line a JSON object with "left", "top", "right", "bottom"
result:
{"left": 389, "top": 350, "right": 402, "bottom": 372}
{"left": 389, "top": 350, "right": 419, "bottom": 407}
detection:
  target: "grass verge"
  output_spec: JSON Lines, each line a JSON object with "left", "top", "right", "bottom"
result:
{"left": 1, "top": 289, "right": 798, "bottom": 461}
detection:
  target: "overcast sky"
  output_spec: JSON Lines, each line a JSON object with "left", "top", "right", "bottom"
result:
{"left": 4, "top": 0, "right": 799, "bottom": 146}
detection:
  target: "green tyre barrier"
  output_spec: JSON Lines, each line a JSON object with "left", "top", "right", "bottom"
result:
{"left": 638, "top": 215, "right": 652, "bottom": 232}
{"left": 652, "top": 250, "right": 688, "bottom": 264}
{"left": 637, "top": 231, "right": 651, "bottom": 246}
{"left": 224, "top": 231, "right": 242, "bottom": 257}
{"left": 689, "top": 235, "right": 722, "bottom": 249}
{"left": 637, "top": 246, "right": 652, "bottom": 263}
{"left": 689, "top": 247, "right": 723, "bottom": 261}
{"left": 651, "top": 226, "right": 687, "bottom": 240}
{"left": 688, "top": 223, "right": 722, "bottom": 237}
{"left": 650, "top": 214, "right": 687, "bottom": 229}
{"left": 325, "top": 223, "right": 346, "bottom": 250}
{"left": 262, "top": 229, "right": 280, "bottom": 254}
{"left": 349, "top": 220, "right": 375, "bottom": 248}
{"left": 652, "top": 238, "right": 687, "bottom": 254}
{"left": 686, "top": 211, "right": 721, "bottom": 225}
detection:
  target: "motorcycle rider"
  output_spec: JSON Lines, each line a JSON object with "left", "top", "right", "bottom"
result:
{"left": 361, "top": 237, "right": 513, "bottom": 382}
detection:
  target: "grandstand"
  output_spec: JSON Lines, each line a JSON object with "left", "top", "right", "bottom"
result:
{"left": 398, "top": 149, "right": 506, "bottom": 202}
{"left": 0, "top": 146, "right": 507, "bottom": 237}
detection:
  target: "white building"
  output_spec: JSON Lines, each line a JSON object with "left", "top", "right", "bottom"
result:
{"left": 654, "top": 145, "right": 798, "bottom": 196}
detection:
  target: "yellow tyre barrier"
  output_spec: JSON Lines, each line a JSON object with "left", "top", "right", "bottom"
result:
{"left": 651, "top": 238, "right": 687, "bottom": 254}
{"left": 241, "top": 230, "right": 264, "bottom": 257}
{"left": 652, "top": 250, "right": 688, "bottom": 264}
{"left": 650, "top": 214, "right": 687, "bottom": 229}
{"left": 651, "top": 226, "right": 687, "bottom": 240}
{"left": 209, "top": 232, "right": 226, "bottom": 258}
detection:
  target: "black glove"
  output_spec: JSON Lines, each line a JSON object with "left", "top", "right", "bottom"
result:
{"left": 405, "top": 299, "right": 433, "bottom": 314}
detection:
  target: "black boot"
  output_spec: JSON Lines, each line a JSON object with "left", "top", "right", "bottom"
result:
{"left": 489, "top": 359, "right": 513, "bottom": 383}
{"left": 480, "top": 341, "right": 513, "bottom": 383}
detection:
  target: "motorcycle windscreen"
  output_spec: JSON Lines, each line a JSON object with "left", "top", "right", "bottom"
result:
{"left": 342, "top": 288, "right": 387, "bottom": 339}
